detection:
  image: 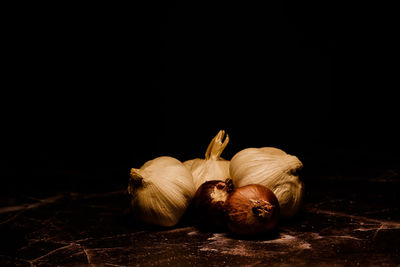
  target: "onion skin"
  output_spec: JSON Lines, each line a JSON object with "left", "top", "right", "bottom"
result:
{"left": 192, "top": 178, "right": 233, "bottom": 228}
{"left": 225, "top": 184, "right": 280, "bottom": 235}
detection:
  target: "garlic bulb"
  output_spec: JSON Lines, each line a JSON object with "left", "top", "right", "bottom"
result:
{"left": 229, "top": 147, "right": 303, "bottom": 219}
{"left": 183, "top": 130, "right": 230, "bottom": 190}
{"left": 127, "top": 156, "right": 195, "bottom": 227}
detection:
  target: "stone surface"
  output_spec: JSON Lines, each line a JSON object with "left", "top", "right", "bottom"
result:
{"left": 1, "top": 169, "right": 400, "bottom": 266}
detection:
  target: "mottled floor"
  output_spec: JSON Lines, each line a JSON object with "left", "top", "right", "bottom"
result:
{"left": 1, "top": 169, "right": 399, "bottom": 266}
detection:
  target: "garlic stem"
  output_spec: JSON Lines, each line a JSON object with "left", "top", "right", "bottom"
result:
{"left": 205, "top": 130, "right": 229, "bottom": 160}
{"left": 128, "top": 169, "right": 144, "bottom": 194}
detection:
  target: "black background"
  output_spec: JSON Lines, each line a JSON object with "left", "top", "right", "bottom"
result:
{"left": 1, "top": 2, "right": 398, "bottom": 194}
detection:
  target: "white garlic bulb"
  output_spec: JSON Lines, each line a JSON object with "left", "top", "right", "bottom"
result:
{"left": 183, "top": 130, "right": 230, "bottom": 190}
{"left": 229, "top": 147, "right": 303, "bottom": 219}
{"left": 127, "top": 156, "right": 195, "bottom": 227}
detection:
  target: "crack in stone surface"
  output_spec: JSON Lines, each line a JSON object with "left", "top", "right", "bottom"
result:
{"left": 0, "top": 194, "right": 64, "bottom": 214}
{"left": 306, "top": 207, "right": 400, "bottom": 229}
{"left": 29, "top": 243, "right": 75, "bottom": 263}
{"left": 81, "top": 245, "right": 92, "bottom": 265}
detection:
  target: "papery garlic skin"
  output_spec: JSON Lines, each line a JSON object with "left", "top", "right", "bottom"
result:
{"left": 183, "top": 130, "right": 230, "bottom": 190}
{"left": 229, "top": 147, "right": 303, "bottom": 219}
{"left": 128, "top": 156, "right": 195, "bottom": 227}
{"left": 188, "top": 159, "right": 230, "bottom": 190}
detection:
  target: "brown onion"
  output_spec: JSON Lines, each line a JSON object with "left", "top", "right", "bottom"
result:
{"left": 192, "top": 178, "right": 234, "bottom": 229}
{"left": 225, "top": 184, "right": 280, "bottom": 235}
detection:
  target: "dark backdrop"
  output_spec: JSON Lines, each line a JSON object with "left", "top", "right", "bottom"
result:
{"left": 1, "top": 2, "right": 398, "bottom": 194}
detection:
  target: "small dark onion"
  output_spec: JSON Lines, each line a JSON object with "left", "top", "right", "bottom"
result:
{"left": 225, "top": 184, "right": 280, "bottom": 235}
{"left": 192, "top": 178, "right": 234, "bottom": 228}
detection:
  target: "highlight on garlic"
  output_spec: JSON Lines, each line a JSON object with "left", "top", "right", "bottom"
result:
{"left": 229, "top": 147, "right": 303, "bottom": 219}
{"left": 127, "top": 156, "right": 195, "bottom": 227}
{"left": 183, "top": 130, "right": 230, "bottom": 190}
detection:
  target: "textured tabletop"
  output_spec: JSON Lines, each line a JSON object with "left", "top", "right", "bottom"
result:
{"left": 1, "top": 169, "right": 399, "bottom": 266}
